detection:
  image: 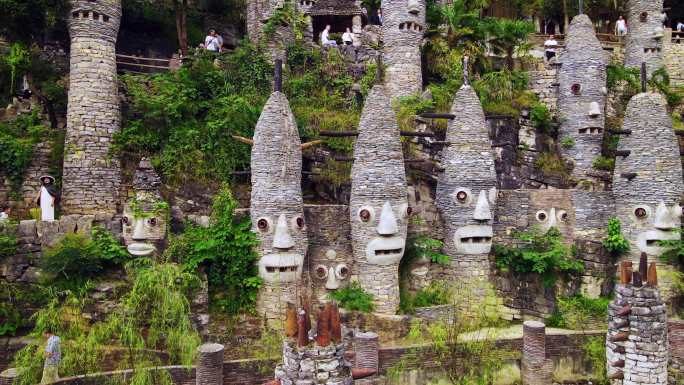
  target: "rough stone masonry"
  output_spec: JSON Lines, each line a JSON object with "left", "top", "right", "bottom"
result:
{"left": 557, "top": 14, "right": 607, "bottom": 186}
{"left": 624, "top": 0, "right": 665, "bottom": 76}
{"left": 62, "top": 0, "right": 122, "bottom": 215}
{"left": 382, "top": 0, "right": 425, "bottom": 98}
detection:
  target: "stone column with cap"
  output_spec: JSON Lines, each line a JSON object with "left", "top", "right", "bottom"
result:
{"left": 353, "top": 331, "right": 379, "bottom": 374}
{"left": 0, "top": 369, "right": 18, "bottom": 385}
{"left": 61, "top": 0, "right": 122, "bottom": 215}
{"left": 521, "top": 320, "right": 553, "bottom": 385}
{"left": 624, "top": 0, "right": 665, "bottom": 76}
{"left": 196, "top": 343, "right": 224, "bottom": 385}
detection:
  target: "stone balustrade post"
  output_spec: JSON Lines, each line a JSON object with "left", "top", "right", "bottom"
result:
{"left": 196, "top": 343, "right": 224, "bottom": 385}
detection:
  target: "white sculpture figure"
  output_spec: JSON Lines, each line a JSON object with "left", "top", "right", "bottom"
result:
{"left": 36, "top": 176, "right": 58, "bottom": 221}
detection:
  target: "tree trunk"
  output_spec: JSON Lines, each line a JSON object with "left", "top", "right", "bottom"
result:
{"left": 175, "top": 0, "right": 189, "bottom": 55}
{"left": 562, "top": 0, "right": 569, "bottom": 33}
{"left": 506, "top": 47, "right": 514, "bottom": 70}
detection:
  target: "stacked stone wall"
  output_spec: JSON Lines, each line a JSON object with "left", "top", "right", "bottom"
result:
{"left": 669, "top": 320, "right": 684, "bottom": 383}
{"left": 61, "top": 0, "right": 122, "bottom": 215}
{"left": 624, "top": 0, "right": 665, "bottom": 75}
{"left": 663, "top": 29, "right": 684, "bottom": 85}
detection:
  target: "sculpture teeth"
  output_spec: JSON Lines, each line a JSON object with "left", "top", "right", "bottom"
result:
{"left": 374, "top": 248, "right": 403, "bottom": 256}
{"left": 265, "top": 266, "right": 299, "bottom": 273}
{"left": 460, "top": 236, "right": 492, "bottom": 244}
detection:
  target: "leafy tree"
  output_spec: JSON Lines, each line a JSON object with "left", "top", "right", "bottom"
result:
{"left": 485, "top": 18, "right": 535, "bottom": 70}
{"left": 0, "top": 0, "right": 68, "bottom": 42}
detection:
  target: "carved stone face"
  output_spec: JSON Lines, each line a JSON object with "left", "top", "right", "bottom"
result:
{"left": 528, "top": 190, "right": 574, "bottom": 240}
{"left": 383, "top": 0, "right": 425, "bottom": 35}
{"left": 253, "top": 209, "right": 307, "bottom": 284}
{"left": 449, "top": 187, "right": 496, "bottom": 255}
{"left": 628, "top": 201, "right": 681, "bottom": 255}
{"left": 122, "top": 192, "right": 168, "bottom": 257}
{"left": 312, "top": 250, "right": 351, "bottom": 291}
{"left": 353, "top": 201, "right": 410, "bottom": 265}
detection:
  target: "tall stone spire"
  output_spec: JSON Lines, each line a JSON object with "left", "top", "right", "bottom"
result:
{"left": 350, "top": 84, "right": 408, "bottom": 314}
{"left": 61, "top": 0, "right": 122, "bottom": 215}
{"left": 557, "top": 14, "right": 607, "bottom": 186}
{"left": 382, "top": 0, "right": 425, "bottom": 98}
{"left": 624, "top": 0, "right": 665, "bottom": 76}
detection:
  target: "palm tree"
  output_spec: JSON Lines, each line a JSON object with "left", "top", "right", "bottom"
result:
{"left": 485, "top": 18, "right": 535, "bottom": 70}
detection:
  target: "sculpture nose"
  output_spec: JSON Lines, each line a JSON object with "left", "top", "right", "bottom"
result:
{"left": 377, "top": 201, "right": 399, "bottom": 235}
{"left": 273, "top": 214, "right": 295, "bottom": 249}
{"left": 325, "top": 267, "right": 339, "bottom": 290}
{"left": 132, "top": 219, "right": 147, "bottom": 241}
{"left": 408, "top": 0, "right": 421, "bottom": 14}
{"left": 473, "top": 190, "right": 492, "bottom": 221}
{"left": 546, "top": 207, "right": 558, "bottom": 229}
{"left": 588, "top": 101, "right": 601, "bottom": 117}
{"left": 654, "top": 201, "right": 675, "bottom": 230}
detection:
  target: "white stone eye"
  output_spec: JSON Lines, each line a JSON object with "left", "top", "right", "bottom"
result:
{"left": 122, "top": 216, "right": 130, "bottom": 226}
{"left": 453, "top": 188, "right": 472, "bottom": 204}
{"left": 357, "top": 206, "right": 375, "bottom": 223}
{"left": 536, "top": 210, "right": 549, "bottom": 222}
{"left": 314, "top": 264, "right": 328, "bottom": 280}
{"left": 557, "top": 210, "right": 569, "bottom": 222}
{"left": 633, "top": 206, "right": 650, "bottom": 220}
{"left": 335, "top": 264, "right": 350, "bottom": 280}
{"left": 290, "top": 216, "right": 305, "bottom": 231}
{"left": 399, "top": 203, "right": 412, "bottom": 218}
{"left": 256, "top": 217, "right": 272, "bottom": 233}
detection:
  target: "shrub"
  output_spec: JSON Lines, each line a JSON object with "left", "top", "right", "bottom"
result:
{"left": 535, "top": 152, "right": 571, "bottom": 179}
{"left": 546, "top": 295, "right": 610, "bottom": 330}
{"left": 0, "top": 112, "right": 47, "bottom": 193}
{"left": 328, "top": 281, "right": 375, "bottom": 313}
{"left": 602, "top": 218, "right": 629, "bottom": 256}
{"left": 405, "top": 236, "right": 450, "bottom": 265}
{"left": 165, "top": 185, "right": 261, "bottom": 314}
{"left": 560, "top": 137, "right": 575, "bottom": 149}
{"left": 530, "top": 103, "right": 552, "bottom": 132}
{"left": 493, "top": 227, "right": 583, "bottom": 287}
{"left": 583, "top": 336, "right": 609, "bottom": 385}
{"left": 657, "top": 229, "right": 684, "bottom": 263}
{"left": 0, "top": 229, "right": 18, "bottom": 261}
{"left": 592, "top": 156, "right": 615, "bottom": 171}
{"left": 400, "top": 281, "right": 451, "bottom": 314}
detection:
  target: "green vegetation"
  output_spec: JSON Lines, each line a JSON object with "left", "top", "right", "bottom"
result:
{"left": 0, "top": 112, "right": 48, "bottom": 194}
{"left": 535, "top": 152, "right": 572, "bottom": 180}
{"left": 583, "top": 336, "right": 609, "bottom": 385}
{"left": 494, "top": 227, "right": 583, "bottom": 287}
{"left": 592, "top": 155, "right": 615, "bottom": 171}
{"left": 547, "top": 295, "right": 610, "bottom": 330}
{"left": 328, "top": 281, "right": 375, "bottom": 313}
{"left": 165, "top": 185, "right": 261, "bottom": 314}
{"left": 530, "top": 103, "right": 553, "bottom": 132}
{"left": 657, "top": 229, "right": 684, "bottom": 264}
{"left": 400, "top": 281, "right": 451, "bottom": 314}
{"left": 405, "top": 236, "right": 450, "bottom": 266}
{"left": 649, "top": 67, "right": 684, "bottom": 108}
{"left": 0, "top": 225, "right": 18, "bottom": 261}
{"left": 560, "top": 137, "right": 575, "bottom": 149}
{"left": 602, "top": 218, "right": 629, "bottom": 256}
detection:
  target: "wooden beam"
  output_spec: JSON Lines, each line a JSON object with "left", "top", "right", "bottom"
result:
{"left": 620, "top": 172, "right": 637, "bottom": 180}
{"left": 608, "top": 129, "right": 632, "bottom": 135}
{"left": 419, "top": 112, "right": 455, "bottom": 120}
{"left": 318, "top": 131, "right": 359, "bottom": 137}
{"left": 615, "top": 150, "right": 631, "bottom": 157}
{"left": 400, "top": 131, "right": 435, "bottom": 137}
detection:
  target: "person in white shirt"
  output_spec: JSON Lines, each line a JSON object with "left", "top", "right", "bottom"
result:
{"left": 0, "top": 206, "right": 10, "bottom": 221}
{"left": 342, "top": 27, "right": 353, "bottom": 45}
{"left": 677, "top": 21, "right": 684, "bottom": 32}
{"left": 616, "top": 16, "right": 627, "bottom": 36}
{"left": 204, "top": 29, "right": 222, "bottom": 52}
{"left": 321, "top": 25, "right": 338, "bottom": 47}
{"left": 544, "top": 35, "right": 558, "bottom": 61}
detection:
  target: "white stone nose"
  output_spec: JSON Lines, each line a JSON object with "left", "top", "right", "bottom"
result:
{"left": 377, "top": 201, "right": 399, "bottom": 235}
{"left": 654, "top": 201, "right": 675, "bottom": 229}
{"left": 325, "top": 267, "right": 339, "bottom": 290}
{"left": 546, "top": 207, "right": 557, "bottom": 229}
{"left": 132, "top": 219, "right": 146, "bottom": 240}
{"left": 273, "top": 214, "right": 295, "bottom": 249}
{"left": 588, "top": 102, "right": 601, "bottom": 117}
{"left": 473, "top": 190, "right": 492, "bottom": 221}
{"left": 407, "top": 0, "right": 421, "bottom": 14}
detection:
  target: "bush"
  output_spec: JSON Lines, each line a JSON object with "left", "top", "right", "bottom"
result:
{"left": 583, "top": 336, "right": 609, "bottom": 385}
{"left": 546, "top": 295, "right": 610, "bottom": 330}
{"left": 602, "top": 218, "right": 629, "bottom": 256}
{"left": 592, "top": 156, "right": 615, "bottom": 171}
{"left": 165, "top": 185, "right": 261, "bottom": 314}
{"left": 530, "top": 103, "right": 552, "bottom": 132}
{"left": 400, "top": 281, "right": 451, "bottom": 314}
{"left": 328, "top": 282, "right": 375, "bottom": 313}
{"left": 560, "top": 137, "right": 575, "bottom": 149}
{"left": 0, "top": 230, "right": 18, "bottom": 261}
{"left": 493, "top": 227, "right": 583, "bottom": 287}
{"left": 0, "top": 112, "right": 47, "bottom": 193}
{"left": 405, "top": 236, "right": 450, "bottom": 265}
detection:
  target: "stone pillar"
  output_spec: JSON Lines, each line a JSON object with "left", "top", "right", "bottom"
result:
{"left": 382, "top": 0, "right": 425, "bottom": 98}
{"left": 62, "top": 0, "right": 122, "bottom": 215}
{"left": 0, "top": 369, "right": 18, "bottom": 385}
{"left": 668, "top": 320, "right": 684, "bottom": 383}
{"left": 196, "top": 343, "right": 224, "bottom": 385}
{"left": 354, "top": 331, "right": 379, "bottom": 372}
{"left": 521, "top": 321, "right": 553, "bottom": 385}
{"left": 624, "top": 0, "right": 665, "bottom": 76}
{"left": 275, "top": 339, "right": 353, "bottom": 384}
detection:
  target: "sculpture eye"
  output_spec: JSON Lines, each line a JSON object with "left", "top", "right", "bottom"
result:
{"left": 640, "top": 11, "right": 647, "bottom": 22}
{"left": 122, "top": 216, "right": 129, "bottom": 225}
{"left": 406, "top": 206, "right": 413, "bottom": 216}
{"left": 291, "top": 216, "right": 305, "bottom": 231}
{"left": 360, "top": 209, "right": 371, "bottom": 222}
{"left": 634, "top": 207, "right": 648, "bottom": 219}
{"left": 456, "top": 191, "right": 468, "bottom": 203}
{"left": 148, "top": 218, "right": 157, "bottom": 226}
{"left": 571, "top": 83, "right": 581, "bottom": 95}
{"left": 314, "top": 265, "right": 328, "bottom": 279}
{"left": 335, "top": 264, "right": 350, "bottom": 280}
{"left": 257, "top": 218, "right": 269, "bottom": 232}
{"left": 536, "top": 211, "right": 548, "bottom": 222}
{"left": 557, "top": 210, "right": 569, "bottom": 222}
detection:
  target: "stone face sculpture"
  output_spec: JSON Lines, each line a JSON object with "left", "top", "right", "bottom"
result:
{"left": 557, "top": 14, "right": 607, "bottom": 185}
{"left": 122, "top": 158, "right": 167, "bottom": 257}
{"left": 382, "top": 0, "right": 426, "bottom": 98}
{"left": 613, "top": 92, "right": 683, "bottom": 262}
{"left": 528, "top": 190, "right": 574, "bottom": 241}
{"left": 435, "top": 84, "right": 496, "bottom": 278}
{"left": 250, "top": 90, "right": 308, "bottom": 323}
{"left": 350, "top": 84, "right": 408, "bottom": 314}
{"left": 62, "top": 0, "right": 122, "bottom": 215}
{"left": 624, "top": 0, "right": 665, "bottom": 76}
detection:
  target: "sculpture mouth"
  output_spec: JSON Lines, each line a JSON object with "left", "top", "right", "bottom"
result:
{"left": 258, "top": 253, "right": 303, "bottom": 284}
{"left": 637, "top": 230, "right": 679, "bottom": 254}
{"left": 454, "top": 225, "right": 493, "bottom": 255}
{"left": 127, "top": 243, "right": 156, "bottom": 256}
{"left": 399, "top": 22, "right": 423, "bottom": 32}
{"left": 366, "top": 236, "right": 405, "bottom": 265}
{"left": 579, "top": 127, "right": 603, "bottom": 134}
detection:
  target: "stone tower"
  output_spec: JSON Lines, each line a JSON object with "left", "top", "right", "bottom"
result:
{"left": 62, "top": 0, "right": 122, "bottom": 215}
{"left": 251, "top": 90, "right": 308, "bottom": 326}
{"left": 350, "top": 84, "right": 408, "bottom": 314}
{"left": 624, "top": 0, "right": 665, "bottom": 76}
{"left": 381, "top": 0, "right": 425, "bottom": 98}
{"left": 435, "top": 84, "right": 496, "bottom": 280}
{"left": 557, "top": 14, "right": 607, "bottom": 186}
{"left": 613, "top": 92, "right": 683, "bottom": 266}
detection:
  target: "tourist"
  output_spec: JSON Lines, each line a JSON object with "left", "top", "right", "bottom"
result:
{"left": 544, "top": 35, "right": 558, "bottom": 62}
{"left": 677, "top": 20, "right": 684, "bottom": 32}
{"left": 342, "top": 27, "right": 353, "bottom": 45}
{"left": 204, "top": 29, "right": 222, "bottom": 52}
{"left": 616, "top": 15, "right": 627, "bottom": 36}
{"left": 321, "top": 25, "right": 338, "bottom": 47}
{"left": 0, "top": 205, "right": 10, "bottom": 221}
{"left": 378, "top": 9, "right": 383, "bottom": 25}
{"left": 41, "top": 327, "right": 61, "bottom": 384}
{"left": 36, "top": 175, "right": 58, "bottom": 221}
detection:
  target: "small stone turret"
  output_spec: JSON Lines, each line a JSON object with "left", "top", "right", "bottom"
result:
{"left": 382, "top": 0, "right": 425, "bottom": 98}
{"left": 624, "top": 0, "right": 665, "bottom": 76}
{"left": 435, "top": 84, "right": 496, "bottom": 280}
{"left": 61, "top": 0, "right": 122, "bottom": 215}
{"left": 350, "top": 83, "right": 408, "bottom": 314}
{"left": 557, "top": 14, "right": 607, "bottom": 185}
